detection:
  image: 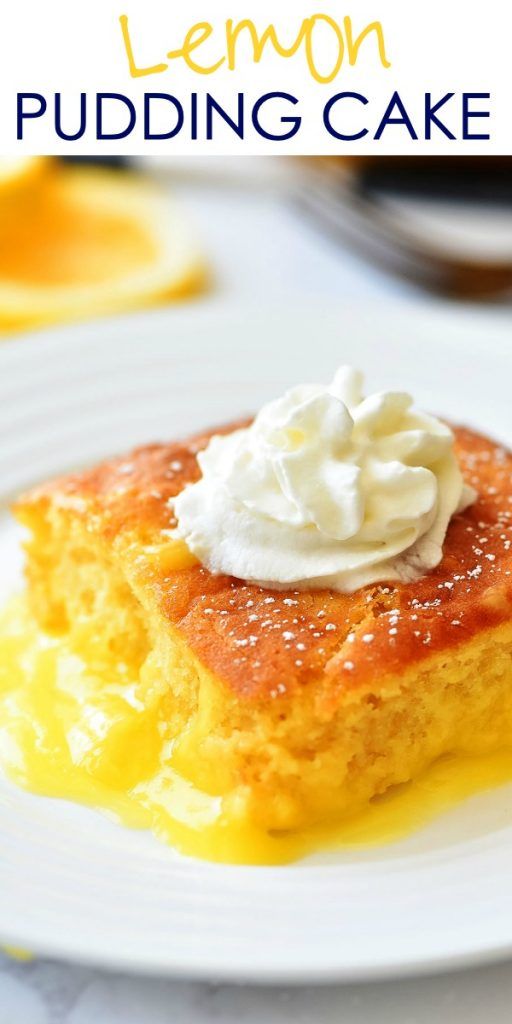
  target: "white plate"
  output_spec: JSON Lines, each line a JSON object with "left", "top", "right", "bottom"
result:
{"left": 1, "top": 301, "right": 512, "bottom": 984}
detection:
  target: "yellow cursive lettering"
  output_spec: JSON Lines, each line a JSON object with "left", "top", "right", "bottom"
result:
{"left": 344, "top": 17, "right": 391, "bottom": 68}
{"left": 119, "top": 14, "right": 168, "bottom": 78}
{"left": 225, "top": 19, "right": 307, "bottom": 70}
{"left": 168, "top": 22, "right": 226, "bottom": 74}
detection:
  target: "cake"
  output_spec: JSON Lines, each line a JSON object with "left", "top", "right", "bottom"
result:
{"left": 11, "top": 415, "right": 512, "bottom": 847}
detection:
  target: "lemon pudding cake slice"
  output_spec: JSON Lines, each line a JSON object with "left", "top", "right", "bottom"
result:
{"left": 3, "top": 368, "right": 512, "bottom": 862}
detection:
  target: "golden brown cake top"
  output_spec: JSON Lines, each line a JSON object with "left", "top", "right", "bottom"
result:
{"left": 18, "top": 421, "right": 512, "bottom": 704}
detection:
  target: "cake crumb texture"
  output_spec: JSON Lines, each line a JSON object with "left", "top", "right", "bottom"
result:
{"left": 14, "top": 422, "right": 512, "bottom": 832}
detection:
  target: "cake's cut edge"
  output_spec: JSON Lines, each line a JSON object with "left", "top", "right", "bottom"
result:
{"left": 10, "top": 420, "right": 512, "bottom": 833}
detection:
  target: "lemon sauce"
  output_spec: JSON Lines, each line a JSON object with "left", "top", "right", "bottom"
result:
{"left": 1, "top": 596, "right": 512, "bottom": 866}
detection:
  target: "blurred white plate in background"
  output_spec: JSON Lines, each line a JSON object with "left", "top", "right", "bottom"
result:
{"left": 0, "top": 301, "right": 511, "bottom": 983}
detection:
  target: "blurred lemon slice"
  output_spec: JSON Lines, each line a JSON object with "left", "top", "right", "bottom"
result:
{"left": 0, "top": 163, "right": 205, "bottom": 331}
{"left": 0, "top": 156, "right": 47, "bottom": 193}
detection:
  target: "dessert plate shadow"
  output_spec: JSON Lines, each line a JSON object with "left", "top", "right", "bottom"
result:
{"left": 1, "top": 300, "right": 512, "bottom": 983}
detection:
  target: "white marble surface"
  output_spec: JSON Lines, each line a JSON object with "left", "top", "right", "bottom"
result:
{"left": 1, "top": 161, "right": 508, "bottom": 1021}
{"left": 4, "top": 952, "right": 512, "bottom": 1024}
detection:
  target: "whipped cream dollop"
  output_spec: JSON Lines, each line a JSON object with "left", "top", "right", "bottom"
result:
{"left": 174, "top": 367, "right": 476, "bottom": 592}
